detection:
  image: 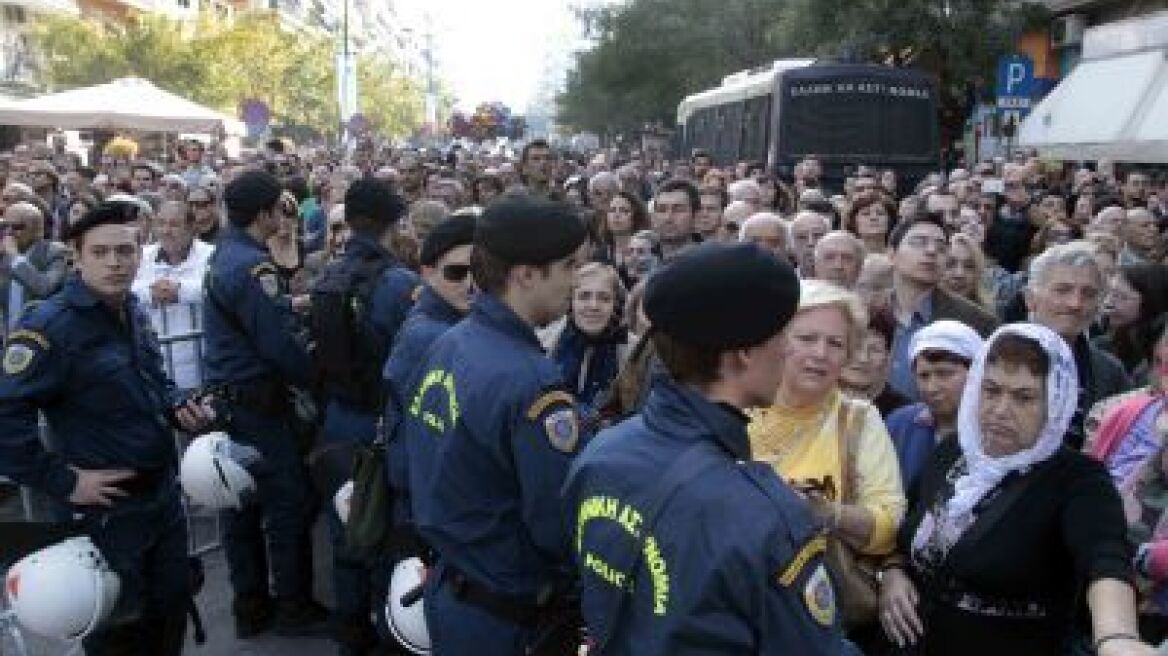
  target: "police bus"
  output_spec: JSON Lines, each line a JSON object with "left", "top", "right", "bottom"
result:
{"left": 677, "top": 60, "right": 940, "bottom": 188}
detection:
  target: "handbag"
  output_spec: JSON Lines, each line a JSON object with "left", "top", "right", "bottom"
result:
{"left": 823, "top": 397, "right": 882, "bottom": 629}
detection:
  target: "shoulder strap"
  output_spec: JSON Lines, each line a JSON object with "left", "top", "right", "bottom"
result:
{"left": 592, "top": 440, "right": 723, "bottom": 651}
{"left": 834, "top": 397, "right": 863, "bottom": 504}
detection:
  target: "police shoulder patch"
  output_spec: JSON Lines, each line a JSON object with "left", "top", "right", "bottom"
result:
{"left": 542, "top": 407, "right": 579, "bottom": 454}
{"left": 2, "top": 330, "right": 48, "bottom": 376}
{"left": 250, "top": 261, "right": 280, "bottom": 298}
{"left": 410, "top": 285, "right": 423, "bottom": 303}
{"left": 802, "top": 563, "right": 836, "bottom": 626}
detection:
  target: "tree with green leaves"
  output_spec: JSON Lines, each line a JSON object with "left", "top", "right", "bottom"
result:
{"left": 29, "top": 11, "right": 427, "bottom": 141}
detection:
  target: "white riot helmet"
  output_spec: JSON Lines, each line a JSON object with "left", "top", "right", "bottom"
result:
{"left": 179, "top": 432, "right": 261, "bottom": 510}
{"left": 4, "top": 536, "right": 121, "bottom": 640}
{"left": 385, "top": 557, "right": 431, "bottom": 654}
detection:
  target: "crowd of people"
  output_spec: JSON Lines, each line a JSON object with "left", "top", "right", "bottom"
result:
{"left": 0, "top": 133, "right": 1166, "bottom": 656}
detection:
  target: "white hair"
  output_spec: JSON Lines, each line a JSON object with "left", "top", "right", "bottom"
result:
{"left": 727, "top": 179, "right": 762, "bottom": 203}
{"left": 813, "top": 230, "right": 864, "bottom": 260}
{"left": 791, "top": 209, "right": 830, "bottom": 230}
{"left": 738, "top": 211, "right": 787, "bottom": 241}
{"left": 1027, "top": 240, "right": 1104, "bottom": 290}
{"left": 588, "top": 171, "right": 619, "bottom": 192}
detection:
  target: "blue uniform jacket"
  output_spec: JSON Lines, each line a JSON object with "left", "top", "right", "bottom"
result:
{"left": 202, "top": 225, "right": 311, "bottom": 386}
{"left": 320, "top": 234, "right": 419, "bottom": 443}
{"left": 563, "top": 377, "right": 852, "bottom": 655}
{"left": 402, "top": 293, "right": 584, "bottom": 597}
{"left": 0, "top": 276, "right": 182, "bottom": 500}
{"left": 384, "top": 285, "right": 464, "bottom": 523}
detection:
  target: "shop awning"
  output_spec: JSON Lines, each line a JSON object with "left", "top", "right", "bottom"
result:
{"left": 1019, "top": 48, "right": 1168, "bottom": 162}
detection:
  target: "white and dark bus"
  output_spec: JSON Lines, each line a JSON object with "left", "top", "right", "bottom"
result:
{"left": 677, "top": 60, "right": 940, "bottom": 188}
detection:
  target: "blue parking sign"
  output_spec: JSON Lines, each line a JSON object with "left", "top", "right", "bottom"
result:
{"left": 996, "top": 54, "right": 1035, "bottom": 115}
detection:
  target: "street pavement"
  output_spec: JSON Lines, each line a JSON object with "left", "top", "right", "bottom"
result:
{"left": 1, "top": 485, "right": 342, "bottom": 656}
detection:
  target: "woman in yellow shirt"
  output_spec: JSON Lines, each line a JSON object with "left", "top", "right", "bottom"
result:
{"left": 749, "top": 280, "right": 906, "bottom": 557}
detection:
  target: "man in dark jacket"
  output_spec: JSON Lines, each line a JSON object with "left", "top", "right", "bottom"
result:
{"left": 887, "top": 214, "right": 998, "bottom": 401}
{"left": 1025, "top": 241, "right": 1131, "bottom": 449}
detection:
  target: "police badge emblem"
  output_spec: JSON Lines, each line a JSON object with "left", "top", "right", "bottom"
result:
{"left": 803, "top": 564, "right": 836, "bottom": 626}
{"left": 543, "top": 408, "right": 579, "bottom": 454}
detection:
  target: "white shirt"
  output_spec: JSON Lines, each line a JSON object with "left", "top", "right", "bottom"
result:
{"left": 132, "top": 239, "right": 215, "bottom": 390}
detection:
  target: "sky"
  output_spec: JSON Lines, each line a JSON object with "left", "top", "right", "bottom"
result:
{"left": 394, "top": 0, "right": 612, "bottom": 112}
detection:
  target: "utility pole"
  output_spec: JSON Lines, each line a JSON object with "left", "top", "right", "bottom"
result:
{"left": 336, "top": 0, "right": 357, "bottom": 147}
{"left": 423, "top": 18, "right": 436, "bottom": 137}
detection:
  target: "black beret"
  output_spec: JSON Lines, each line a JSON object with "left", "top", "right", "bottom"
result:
{"left": 420, "top": 214, "right": 476, "bottom": 266}
{"left": 475, "top": 194, "right": 588, "bottom": 264}
{"left": 223, "top": 169, "right": 283, "bottom": 219}
{"left": 65, "top": 201, "right": 139, "bottom": 242}
{"left": 644, "top": 242, "right": 800, "bottom": 349}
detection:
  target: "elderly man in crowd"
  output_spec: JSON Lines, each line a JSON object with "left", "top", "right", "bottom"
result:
{"left": 1024, "top": 241, "right": 1130, "bottom": 449}
{"left": 0, "top": 201, "right": 68, "bottom": 335}
{"left": 719, "top": 200, "right": 753, "bottom": 242}
{"left": 812, "top": 230, "right": 864, "bottom": 288}
{"left": 857, "top": 252, "right": 894, "bottom": 314}
{"left": 132, "top": 200, "right": 215, "bottom": 391}
{"left": 726, "top": 178, "right": 763, "bottom": 212}
{"left": 738, "top": 212, "right": 788, "bottom": 262}
{"left": 789, "top": 209, "right": 830, "bottom": 276}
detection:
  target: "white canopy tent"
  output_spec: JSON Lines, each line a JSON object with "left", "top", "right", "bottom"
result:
{"left": 0, "top": 77, "right": 245, "bottom": 136}
{"left": 1019, "top": 12, "right": 1168, "bottom": 163}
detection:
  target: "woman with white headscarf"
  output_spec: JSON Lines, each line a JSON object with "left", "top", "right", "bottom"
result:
{"left": 878, "top": 324, "right": 1154, "bottom": 655}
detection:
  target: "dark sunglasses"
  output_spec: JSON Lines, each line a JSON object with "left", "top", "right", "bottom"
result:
{"left": 0, "top": 222, "right": 26, "bottom": 231}
{"left": 188, "top": 199, "right": 212, "bottom": 208}
{"left": 441, "top": 264, "right": 471, "bottom": 283}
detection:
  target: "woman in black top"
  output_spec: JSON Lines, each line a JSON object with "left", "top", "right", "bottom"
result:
{"left": 878, "top": 324, "right": 1155, "bottom": 656}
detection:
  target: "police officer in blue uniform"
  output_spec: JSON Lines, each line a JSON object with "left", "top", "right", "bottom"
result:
{"left": 310, "top": 178, "right": 418, "bottom": 656}
{"left": 401, "top": 195, "right": 588, "bottom": 655}
{"left": 202, "top": 169, "right": 326, "bottom": 637}
{"left": 563, "top": 242, "right": 859, "bottom": 655}
{"left": 0, "top": 202, "right": 214, "bottom": 656}
{"left": 384, "top": 213, "right": 476, "bottom": 546}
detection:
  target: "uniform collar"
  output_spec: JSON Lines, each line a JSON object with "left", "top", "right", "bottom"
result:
{"left": 343, "top": 233, "right": 395, "bottom": 262}
{"left": 417, "top": 285, "right": 463, "bottom": 325}
{"left": 62, "top": 274, "right": 135, "bottom": 315}
{"left": 471, "top": 293, "right": 541, "bottom": 350}
{"left": 221, "top": 225, "right": 267, "bottom": 251}
{"left": 643, "top": 376, "right": 752, "bottom": 460}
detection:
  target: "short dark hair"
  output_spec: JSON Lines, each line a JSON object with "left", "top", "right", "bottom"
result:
{"left": 520, "top": 139, "right": 552, "bottom": 166}
{"left": 345, "top": 178, "right": 406, "bottom": 235}
{"left": 985, "top": 333, "right": 1049, "bottom": 377}
{"left": 652, "top": 330, "right": 721, "bottom": 385}
{"left": 223, "top": 169, "right": 283, "bottom": 228}
{"left": 913, "top": 349, "right": 973, "bottom": 369}
{"left": 655, "top": 179, "right": 700, "bottom": 213}
{"left": 470, "top": 245, "right": 514, "bottom": 295}
{"left": 888, "top": 213, "right": 947, "bottom": 250}
{"left": 282, "top": 175, "right": 310, "bottom": 203}
{"left": 66, "top": 201, "right": 138, "bottom": 244}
